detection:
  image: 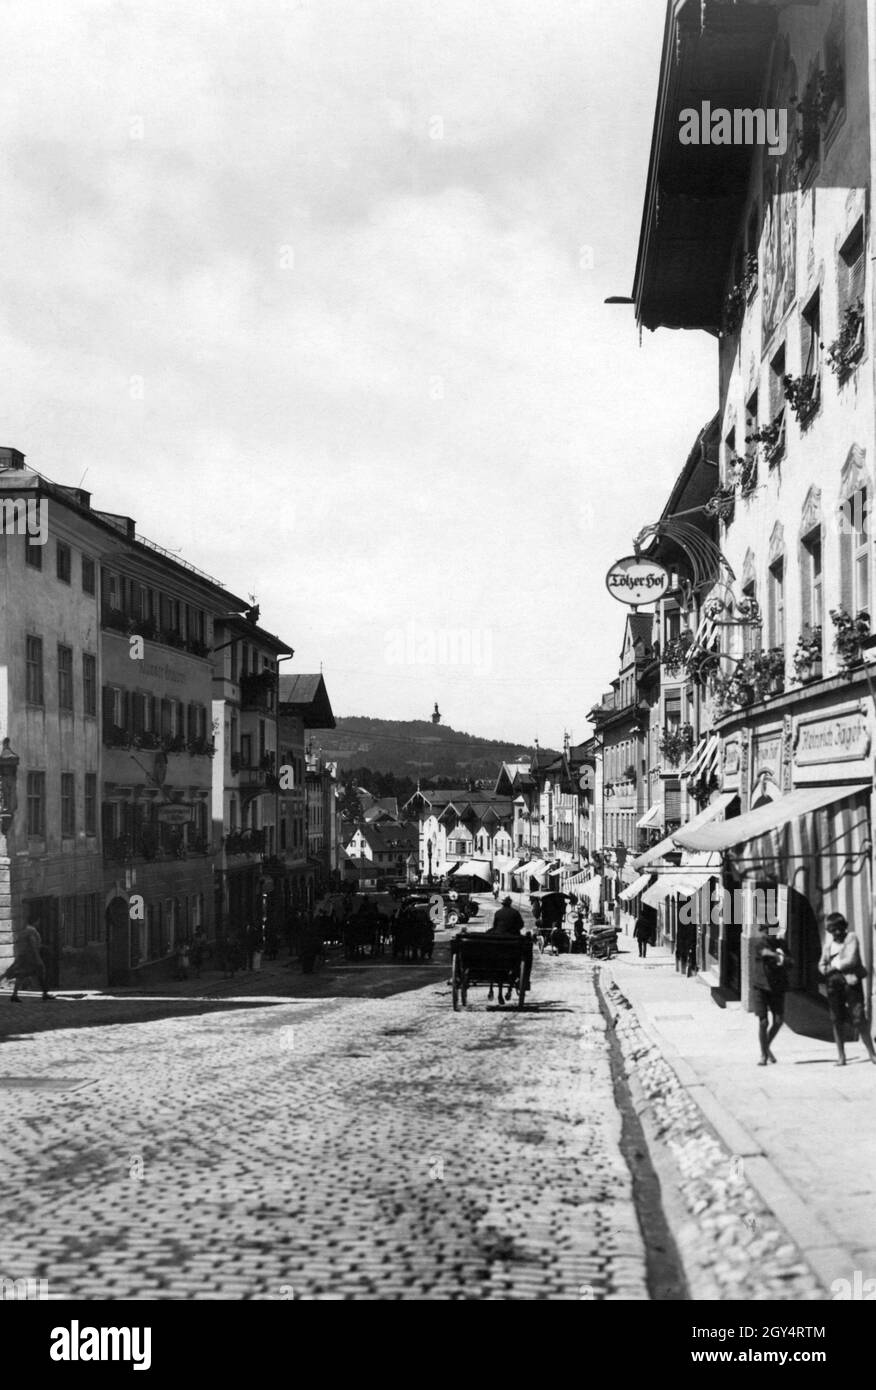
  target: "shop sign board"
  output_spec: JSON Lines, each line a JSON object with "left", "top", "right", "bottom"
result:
{"left": 793, "top": 704, "right": 871, "bottom": 782}
{"left": 605, "top": 556, "right": 670, "bottom": 608}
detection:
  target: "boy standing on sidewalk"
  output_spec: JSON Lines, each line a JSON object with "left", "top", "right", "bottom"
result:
{"left": 752, "top": 921, "right": 791, "bottom": 1066}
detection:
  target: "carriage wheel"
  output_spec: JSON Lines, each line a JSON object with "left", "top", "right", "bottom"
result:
{"left": 516, "top": 960, "right": 527, "bottom": 1010}
{"left": 446, "top": 910, "right": 459, "bottom": 927}
{"left": 452, "top": 953, "right": 462, "bottom": 1011}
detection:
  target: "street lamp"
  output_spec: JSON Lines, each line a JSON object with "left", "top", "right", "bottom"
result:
{"left": 0, "top": 738, "right": 20, "bottom": 834}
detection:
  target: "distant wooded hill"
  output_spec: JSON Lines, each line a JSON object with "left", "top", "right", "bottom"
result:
{"left": 312, "top": 717, "right": 560, "bottom": 787}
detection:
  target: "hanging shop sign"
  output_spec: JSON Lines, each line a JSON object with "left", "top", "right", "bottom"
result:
{"left": 792, "top": 704, "right": 871, "bottom": 783}
{"left": 721, "top": 737, "right": 741, "bottom": 790}
{"left": 156, "top": 803, "right": 194, "bottom": 825}
{"left": 605, "top": 556, "right": 670, "bottom": 608}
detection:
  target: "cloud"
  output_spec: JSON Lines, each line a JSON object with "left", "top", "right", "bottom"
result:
{"left": 0, "top": 0, "right": 716, "bottom": 742}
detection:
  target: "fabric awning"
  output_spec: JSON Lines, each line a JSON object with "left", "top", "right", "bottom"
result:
{"left": 570, "top": 873, "right": 601, "bottom": 898}
{"left": 673, "top": 784, "right": 868, "bottom": 853}
{"left": 618, "top": 873, "right": 653, "bottom": 903}
{"left": 637, "top": 804, "right": 664, "bottom": 830}
{"left": 514, "top": 859, "right": 547, "bottom": 880}
{"left": 634, "top": 792, "right": 738, "bottom": 868}
{"left": 680, "top": 733, "right": 719, "bottom": 781}
{"left": 642, "top": 872, "right": 706, "bottom": 909}
{"left": 492, "top": 856, "right": 518, "bottom": 870}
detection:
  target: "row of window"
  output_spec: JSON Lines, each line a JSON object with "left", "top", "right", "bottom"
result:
{"left": 727, "top": 219, "right": 865, "bottom": 458}
{"left": 745, "top": 486, "right": 868, "bottom": 654}
{"left": 60, "top": 893, "right": 103, "bottom": 947}
{"left": 26, "top": 771, "right": 97, "bottom": 838}
{"left": 25, "top": 637, "right": 97, "bottom": 713}
{"left": 25, "top": 538, "right": 96, "bottom": 594}
{"left": 102, "top": 687, "right": 210, "bottom": 744}
{"left": 101, "top": 571, "right": 208, "bottom": 647}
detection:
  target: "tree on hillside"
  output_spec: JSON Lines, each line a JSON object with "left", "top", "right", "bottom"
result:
{"left": 338, "top": 778, "right": 364, "bottom": 821}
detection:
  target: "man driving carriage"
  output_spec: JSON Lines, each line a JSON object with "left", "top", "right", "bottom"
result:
{"left": 485, "top": 896, "right": 530, "bottom": 1001}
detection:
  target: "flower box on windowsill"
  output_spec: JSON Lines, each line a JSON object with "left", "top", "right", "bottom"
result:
{"left": 783, "top": 373, "right": 820, "bottom": 428}
{"left": 747, "top": 413, "right": 785, "bottom": 467}
{"left": 827, "top": 301, "right": 865, "bottom": 384}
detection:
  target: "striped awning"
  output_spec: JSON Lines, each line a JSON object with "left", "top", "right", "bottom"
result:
{"left": 706, "top": 786, "right": 870, "bottom": 971}
{"left": 634, "top": 792, "right": 738, "bottom": 869}
{"left": 680, "top": 733, "right": 719, "bottom": 781}
{"left": 642, "top": 872, "right": 706, "bottom": 909}
{"left": 569, "top": 873, "right": 601, "bottom": 899}
{"left": 514, "top": 859, "right": 547, "bottom": 881}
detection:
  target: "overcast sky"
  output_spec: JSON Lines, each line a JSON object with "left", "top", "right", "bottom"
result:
{"left": 2, "top": 0, "right": 716, "bottom": 750}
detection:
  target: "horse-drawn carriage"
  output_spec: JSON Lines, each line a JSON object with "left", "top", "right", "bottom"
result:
{"left": 391, "top": 904, "right": 435, "bottom": 961}
{"left": 450, "top": 930, "right": 533, "bottom": 1011}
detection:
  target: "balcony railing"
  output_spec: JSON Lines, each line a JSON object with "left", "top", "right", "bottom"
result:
{"left": 223, "top": 827, "right": 267, "bottom": 856}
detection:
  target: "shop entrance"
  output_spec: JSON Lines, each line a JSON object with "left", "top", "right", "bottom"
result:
{"left": 106, "top": 896, "right": 131, "bottom": 985}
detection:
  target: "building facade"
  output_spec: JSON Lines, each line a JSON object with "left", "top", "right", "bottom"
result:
{"left": 632, "top": 0, "right": 876, "bottom": 1019}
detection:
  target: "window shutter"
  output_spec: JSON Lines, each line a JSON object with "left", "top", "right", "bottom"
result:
{"left": 122, "top": 690, "right": 132, "bottom": 733}
{"left": 102, "top": 686, "right": 114, "bottom": 730}
{"left": 839, "top": 520, "right": 853, "bottom": 613}
{"left": 849, "top": 238, "right": 866, "bottom": 305}
{"left": 799, "top": 541, "right": 811, "bottom": 633}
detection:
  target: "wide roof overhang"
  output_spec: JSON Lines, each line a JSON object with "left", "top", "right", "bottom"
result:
{"left": 634, "top": 0, "right": 778, "bottom": 334}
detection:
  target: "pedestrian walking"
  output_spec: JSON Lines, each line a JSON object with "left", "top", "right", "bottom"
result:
{"left": 818, "top": 913, "right": 876, "bottom": 1067}
{"left": 175, "top": 939, "right": 190, "bottom": 981}
{"left": 752, "top": 921, "right": 791, "bottom": 1065}
{"left": 190, "top": 927, "right": 207, "bottom": 978}
{"left": 0, "top": 916, "right": 52, "bottom": 1002}
{"left": 633, "top": 905, "right": 656, "bottom": 959}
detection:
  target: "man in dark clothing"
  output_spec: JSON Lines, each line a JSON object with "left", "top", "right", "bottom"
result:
{"left": 486, "top": 897, "right": 529, "bottom": 1001}
{"left": 488, "top": 897, "right": 525, "bottom": 936}
{"left": 752, "top": 922, "right": 792, "bottom": 1065}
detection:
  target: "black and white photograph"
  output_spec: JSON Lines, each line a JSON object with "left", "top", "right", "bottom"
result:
{"left": 0, "top": 0, "right": 872, "bottom": 1353}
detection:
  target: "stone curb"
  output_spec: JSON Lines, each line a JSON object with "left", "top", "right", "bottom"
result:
{"left": 600, "top": 966, "right": 827, "bottom": 1301}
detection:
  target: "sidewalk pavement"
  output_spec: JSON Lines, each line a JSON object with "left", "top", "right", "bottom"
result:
{"left": 607, "top": 927, "right": 876, "bottom": 1293}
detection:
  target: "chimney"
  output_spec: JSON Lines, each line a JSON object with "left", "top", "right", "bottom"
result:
{"left": 0, "top": 448, "right": 26, "bottom": 470}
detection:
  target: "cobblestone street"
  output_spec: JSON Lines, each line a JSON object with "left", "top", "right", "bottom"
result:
{"left": 0, "top": 947, "right": 656, "bottom": 1301}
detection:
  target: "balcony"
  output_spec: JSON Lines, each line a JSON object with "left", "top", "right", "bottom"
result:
{"left": 102, "top": 725, "right": 214, "bottom": 758}
{"left": 103, "top": 829, "right": 213, "bottom": 864}
{"left": 223, "top": 827, "right": 267, "bottom": 856}
{"left": 236, "top": 754, "right": 279, "bottom": 790}
{"left": 240, "top": 670, "right": 278, "bottom": 712}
